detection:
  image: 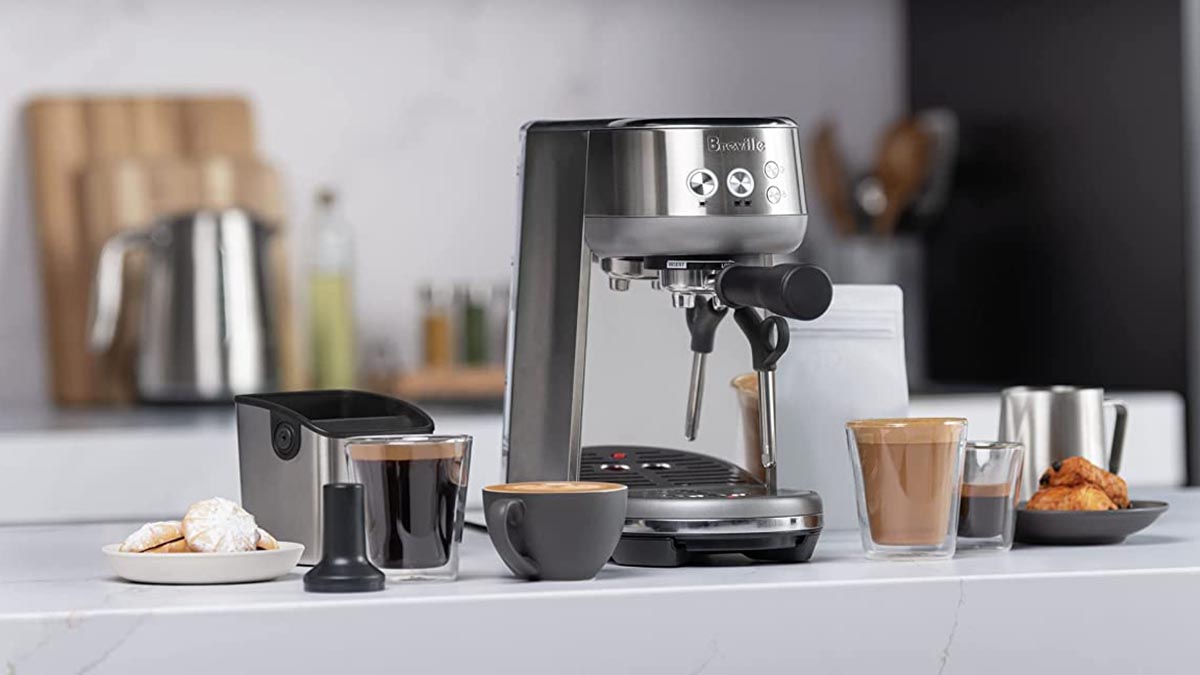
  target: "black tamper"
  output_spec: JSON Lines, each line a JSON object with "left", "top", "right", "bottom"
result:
{"left": 304, "top": 483, "right": 385, "bottom": 593}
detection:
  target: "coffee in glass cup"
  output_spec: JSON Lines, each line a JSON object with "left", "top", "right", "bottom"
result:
{"left": 845, "top": 418, "right": 966, "bottom": 560}
{"left": 347, "top": 434, "right": 472, "bottom": 581}
{"left": 731, "top": 373, "right": 766, "bottom": 483}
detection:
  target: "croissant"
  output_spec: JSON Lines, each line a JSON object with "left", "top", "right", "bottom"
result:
{"left": 1026, "top": 484, "right": 1117, "bottom": 511}
{"left": 1039, "top": 456, "right": 1129, "bottom": 508}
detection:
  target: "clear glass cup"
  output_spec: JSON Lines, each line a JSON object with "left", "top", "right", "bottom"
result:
{"left": 346, "top": 434, "right": 472, "bottom": 581}
{"left": 731, "top": 373, "right": 767, "bottom": 483}
{"left": 956, "top": 441, "right": 1024, "bottom": 551}
{"left": 846, "top": 418, "right": 967, "bottom": 560}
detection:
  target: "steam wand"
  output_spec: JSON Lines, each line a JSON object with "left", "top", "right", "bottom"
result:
{"left": 715, "top": 263, "right": 834, "bottom": 491}
{"left": 732, "top": 308, "right": 789, "bottom": 490}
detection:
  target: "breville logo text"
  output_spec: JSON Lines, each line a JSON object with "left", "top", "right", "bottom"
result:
{"left": 707, "top": 136, "right": 766, "bottom": 153}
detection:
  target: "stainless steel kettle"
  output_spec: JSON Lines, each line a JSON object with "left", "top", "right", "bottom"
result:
{"left": 89, "top": 208, "right": 279, "bottom": 402}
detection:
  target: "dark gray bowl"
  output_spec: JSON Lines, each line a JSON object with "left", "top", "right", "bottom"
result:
{"left": 1015, "top": 500, "right": 1169, "bottom": 545}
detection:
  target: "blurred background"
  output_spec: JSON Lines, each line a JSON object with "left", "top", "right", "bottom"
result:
{"left": 0, "top": 0, "right": 900, "bottom": 401}
{"left": 2, "top": 0, "right": 1198, "bottom": 510}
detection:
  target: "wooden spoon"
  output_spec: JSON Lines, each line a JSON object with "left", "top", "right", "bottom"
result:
{"left": 871, "top": 118, "right": 934, "bottom": 236}
{"left": 809, "top": 120, "right": 858, "bottom": 237}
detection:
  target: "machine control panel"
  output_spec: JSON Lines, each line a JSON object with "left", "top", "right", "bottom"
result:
{"left": 584, "top": 122, "right": 805, "bottom": 219}
{"left": 580, "top": 120, "right": 808, "bottom": 257}
{"left": 682, "top": 164, "right": 791, "bottom": 205}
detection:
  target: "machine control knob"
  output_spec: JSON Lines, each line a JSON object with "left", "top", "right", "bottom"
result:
{"left": 727, "top": 168, "right": 755, "bottom": 198}
{"left": 686, "top": 169, "right": 718, "bottom": 198}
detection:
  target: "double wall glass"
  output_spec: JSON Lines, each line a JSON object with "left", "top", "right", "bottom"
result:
{"left": 346, "top": 434, "right": 472, "bottom": 581}
{"left": 846, "top": 418, "right": 967, "bottom": 560}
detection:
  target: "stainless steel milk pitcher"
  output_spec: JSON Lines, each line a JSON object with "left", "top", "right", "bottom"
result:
{"left": 999, "top": 386, "right": 1128, "bottom": 498}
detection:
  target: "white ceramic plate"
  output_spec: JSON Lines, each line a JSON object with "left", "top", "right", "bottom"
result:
{"left": 102, "top": 542, "right": 304, "bottom": 584}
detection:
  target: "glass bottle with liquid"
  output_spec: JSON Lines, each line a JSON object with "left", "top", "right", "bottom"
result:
{"left": 306, "top": 187, "right": 357, "bottom": 388}
{"left": 461, "top": 284, "right": 490, "bottom": 366}
{"left": 421, "top": 283, "right": 454, "bottom": 368}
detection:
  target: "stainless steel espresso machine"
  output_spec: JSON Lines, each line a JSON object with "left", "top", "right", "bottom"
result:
{"left": 504, "top": 118, "right": 833, "bottom": 566}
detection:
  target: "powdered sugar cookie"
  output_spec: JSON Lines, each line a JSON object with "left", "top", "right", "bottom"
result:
{"left": 145, "top": 538, "right": 190, "bottom": 553}
{"left": 182, "top": 497, "right": 259, "bottom": 553}
{"left": 119, "top": 521, "right": 184, "bottom": 553}
{"left": 256, "top": 528, "right": 279, "bottom": 550}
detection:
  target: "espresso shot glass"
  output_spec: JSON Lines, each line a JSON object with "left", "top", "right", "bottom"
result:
{"left": 346, "top": 434, "right": 472, "bottom": 581}
{"left": 957, "top": 441, "right": 1024, "bottom": 551}
{"left": 846, "top": 418, "right": 967, "bottom": 560}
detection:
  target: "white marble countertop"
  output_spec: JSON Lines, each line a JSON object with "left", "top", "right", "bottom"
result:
{"left": 3, "top": 488, "right": 1198, "bottom": 674}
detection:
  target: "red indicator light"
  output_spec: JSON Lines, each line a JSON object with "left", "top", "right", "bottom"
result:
{"left": 611, "top": 452, "right": 627, "bottom": 460}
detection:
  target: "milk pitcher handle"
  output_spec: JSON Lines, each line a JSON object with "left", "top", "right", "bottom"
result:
{"left": 1105, "top": 399, "right": 1128, "bottom": 474}
{"left": 88, "top": 230, "right": 149, "bottom": 353}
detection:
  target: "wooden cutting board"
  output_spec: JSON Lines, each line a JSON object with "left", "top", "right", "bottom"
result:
{"left": 25, "top": 96, "right": 300, "bottom": 405}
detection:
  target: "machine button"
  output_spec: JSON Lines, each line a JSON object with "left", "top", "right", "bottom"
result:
{"left": 764, "top": 161, "right": 781, "bottom": 179}
{"left": 766, "top": 185, "right": 782, "bottom": 204}
{"left": 727, "top": 168, "right": 755, "bottom": 198}
{"left": 686, "top": 169, "right": 718, "bottom": 198}
{"left": 271, "top": 421, "right": 299, "bottom": 460}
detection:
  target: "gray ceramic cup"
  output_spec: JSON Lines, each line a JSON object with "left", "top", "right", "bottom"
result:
{"left": 483, "top": 481, "right": 628, "bottom": 581}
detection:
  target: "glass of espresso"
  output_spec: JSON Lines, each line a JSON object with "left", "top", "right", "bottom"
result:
{"left": 346, "top": 434, "right": 472, "bottom": 581}
{"left": 846, "top": 418, "right": 967, "bottom": 560}
{"left": 957, "top": 441, "right": 1024, "bottom": 551}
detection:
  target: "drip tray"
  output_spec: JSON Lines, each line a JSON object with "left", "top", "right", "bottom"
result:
{"left": 581, "top": 446, "right": 823, "bottom": 567}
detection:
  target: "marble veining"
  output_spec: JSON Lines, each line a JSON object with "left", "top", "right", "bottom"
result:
{"left": 938, "top": 578, "right": 967, "bottom": 675}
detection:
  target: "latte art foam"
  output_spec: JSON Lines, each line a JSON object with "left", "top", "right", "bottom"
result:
{"left": 486, "top": 481, "right": 625, "bottom": 494}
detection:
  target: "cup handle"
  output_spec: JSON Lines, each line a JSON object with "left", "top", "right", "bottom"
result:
{"left": 487, "top": 498, "right": 540, "bottom": 579}
{"left": 1104, "top": 399, "right": 1128, "bottom": 474}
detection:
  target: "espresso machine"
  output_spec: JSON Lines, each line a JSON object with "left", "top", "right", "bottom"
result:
{"left": 504, "top": 118, "right": 833, "bottom": 566}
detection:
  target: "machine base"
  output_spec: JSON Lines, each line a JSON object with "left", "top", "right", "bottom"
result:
{"left": 611, "top": 530, "right": 821, "bottom": 567}
{"left": 583, "top": 446, "right": 824, "bottom": 567}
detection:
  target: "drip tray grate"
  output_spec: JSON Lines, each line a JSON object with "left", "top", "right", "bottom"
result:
{"left": 581, "top": 446, "right": 757, "bottom": 489}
